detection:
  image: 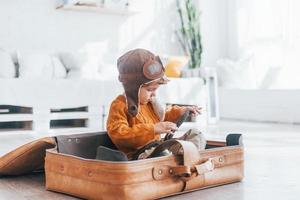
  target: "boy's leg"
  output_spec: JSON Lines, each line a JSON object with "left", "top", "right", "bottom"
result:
{"left": 177, "top": 128, "right": 206, "bottom": 151}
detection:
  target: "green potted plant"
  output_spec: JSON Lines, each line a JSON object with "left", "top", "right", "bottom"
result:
{"left": 176, "top": 0, "right": 203, "bottom": 77}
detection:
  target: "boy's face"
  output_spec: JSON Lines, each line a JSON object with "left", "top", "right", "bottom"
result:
{"left": 139, "top": 82, "right": 160, "bottom": 105}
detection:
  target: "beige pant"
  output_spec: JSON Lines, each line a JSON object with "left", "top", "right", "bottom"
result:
{"left": 138, "top": 129, "right": 206, "bottom": 159}
{"left": 177, "top": 128, "right": 206, "bottom": 150}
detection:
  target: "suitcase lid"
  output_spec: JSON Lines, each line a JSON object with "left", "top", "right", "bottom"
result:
{"left": 0, "top": 137, "right": 56, "bottom": 176}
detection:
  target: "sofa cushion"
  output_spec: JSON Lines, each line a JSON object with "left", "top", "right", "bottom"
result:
{"left": 59, "top": 52, "right": 101, "bottom": 79}
{"left": 52, "top": 56, "right": 67, "bottom": 78}
{"left": 216, "top": 56, "right": 257, "bottom": 89}
{"left": 17, "top": 53, "right": 67, "bottom": 79}
{"left": 18, "top": 53, "right": 54, "bottom": 79}
{"left": 0, "top": 49, "right": 16, "bottom": 78}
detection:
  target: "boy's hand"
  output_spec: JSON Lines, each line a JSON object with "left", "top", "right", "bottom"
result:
{"left": 154, "top": 122, "right": 178, "bottom": 135}
{"left": 181, "top": 106, "right": 202, "bottom": 117}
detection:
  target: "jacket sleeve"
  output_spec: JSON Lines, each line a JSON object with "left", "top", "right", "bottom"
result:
{"left": 106, "top": 100, "right": 156, "bottom": 150}
{"left": 164, "top": 105, "right": 184, "bottom": 123}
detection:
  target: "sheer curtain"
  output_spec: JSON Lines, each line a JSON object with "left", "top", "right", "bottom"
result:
{"left": 232, "top": 0, "right": 300, "bottom": 89}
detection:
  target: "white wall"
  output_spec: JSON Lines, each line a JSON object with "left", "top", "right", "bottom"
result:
{"left": 0, "top": 0, "right": 227, "bottom": 67}
{"left": 0, "top": 0, "right": 175, "bottom": 63}
{"left": 199, "top": 0, "right": 228, "bottom": 67}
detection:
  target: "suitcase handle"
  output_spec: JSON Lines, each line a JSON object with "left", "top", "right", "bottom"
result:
{"left": 194, "top": 158, "right": 215, "bottom": 174}
{"left": 151, "top": 140, "right": 200, "bottom": 180}
{"left": 153, "top": 156, "right": 224, "bottom": 182}
{"left": 151, "top": 139, "right": 225, "bottom": 181}
{"left": 150, "top": 140, "right": 200, "bottom": 166}
{"left": 170, "top": 156, "right": 223, "bottom": 178}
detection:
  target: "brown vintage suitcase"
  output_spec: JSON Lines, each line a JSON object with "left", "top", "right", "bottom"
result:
{"left": 44, "top": 132, "right": 244, "bottom": 200}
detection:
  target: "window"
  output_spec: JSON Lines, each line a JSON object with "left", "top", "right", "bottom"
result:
{"left": 231, "top": 0, "right": 300, "bottom": 89}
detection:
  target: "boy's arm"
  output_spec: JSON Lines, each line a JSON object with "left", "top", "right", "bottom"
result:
{"left": 164, "top": 105, "right": 185, "bottom": 123}
{"left": 106, "top": 101, "right": 157, "bottom": 150}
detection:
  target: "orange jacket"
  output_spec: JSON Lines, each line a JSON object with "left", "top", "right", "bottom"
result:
{"left": 106, "top": 95, "right": 183, "bottom": 159}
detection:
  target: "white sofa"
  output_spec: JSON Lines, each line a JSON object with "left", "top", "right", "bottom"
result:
{"left": 0, "top": 49, "right": 208, "bottom": 135}
{"left": 216, "top": 56, "right": 300, "bottom": 123}
{"left": 0, "top": 78, "right": 207, "bottom": 135}
{"left": 0, "top": 79, "right": 111, "bottom": 135}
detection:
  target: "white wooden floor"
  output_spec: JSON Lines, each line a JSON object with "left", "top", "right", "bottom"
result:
{"left": 1, "top": 120, "right": 300, "bottom": 200}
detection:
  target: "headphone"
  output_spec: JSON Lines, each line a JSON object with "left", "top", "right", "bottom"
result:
{"left": 118, "top": 56, "right": 164, "bottom": 83}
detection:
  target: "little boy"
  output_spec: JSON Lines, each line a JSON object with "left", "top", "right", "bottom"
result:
{"left": 106, "top": 49, "right": 205, "bottom": 160}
